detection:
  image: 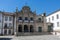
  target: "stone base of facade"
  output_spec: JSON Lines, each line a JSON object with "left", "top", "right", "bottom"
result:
{"left": 16, "top": 32, "right": 52, "bottom": 36}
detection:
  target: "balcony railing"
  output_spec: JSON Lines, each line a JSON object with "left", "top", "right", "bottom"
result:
{"left": 30, "top": 20, "right": 34, "bottom": 22}
{"left": 18, "top": 20, "right": 34, "bottom": 23}
{"left": 4, "top": 26, "right": 13, "bottom": 29}
{"left": 18, "top": 20, "right": 22, "bottom": 22}
{"left": 24, "top": 20, "right": 29, "bottom": 22}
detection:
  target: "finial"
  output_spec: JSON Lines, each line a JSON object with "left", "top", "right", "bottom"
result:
{"left": 34, "top": 9, "right": 36, "bottom": 14}
{"left": 16, "top": 7, "right": 18, "bottom": 12}
{"left": 43, "top": 10, "right": 46, "bottom": 16}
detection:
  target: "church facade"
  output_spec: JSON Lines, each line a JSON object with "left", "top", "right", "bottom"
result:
{"left": 0, "top": 6, "right": 52, "bottom": 36}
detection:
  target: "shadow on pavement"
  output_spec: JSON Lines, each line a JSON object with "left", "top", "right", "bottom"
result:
{"left": 0, "top": 38, "right": 12, "bottom": 40}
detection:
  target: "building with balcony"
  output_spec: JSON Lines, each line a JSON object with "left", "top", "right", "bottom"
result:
{"left": 0, "top": 6, "right": 52, "bottom": 36}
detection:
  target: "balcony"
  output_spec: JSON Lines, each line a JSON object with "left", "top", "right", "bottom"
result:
{"left": 4, "top": 26, "right": 13, "bottom": 29}
{"left": 24, "top": 20, "right": 29, "bottom": 22}
{"left": 30, "top": 20, "right": 34, "bottom": 22}
{"left": 18, "top": 20, "right": 22, "bottom": 22}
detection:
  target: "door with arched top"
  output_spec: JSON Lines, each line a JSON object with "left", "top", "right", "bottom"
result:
{"left": 18, "top": 25, "right": 22, "bottom": 32}
{"left": 24, "top": 25, "right": 28, "bottom": 32}
{"left": 38, "top": 27, "right": 42, "bottom": 32}
{"left": 30, "top": 25, "right": 34, "bottom": 32}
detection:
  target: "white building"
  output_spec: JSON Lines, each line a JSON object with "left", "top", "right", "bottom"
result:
{"left": 46, "top": 9, "right": 60, "bottom": 35}
{"left": 0, "top": 12, "right": 3, "bottom": 34}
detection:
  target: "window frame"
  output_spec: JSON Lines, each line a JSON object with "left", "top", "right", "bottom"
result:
{"left": 30, "top": 17, "right": 33, "bottom": 21}
{"left": 38, "top": 18, "right": 41, "bottom": 22}
{"left": 18, "top": 17, "right": 22, "bottom": 20}
{"left": 52, "top": 16, "right": 54, "bottom": 20}
{"left": 9, "top": 16, "right": 12, "bottom": 21}
{"left": 56, "top": 14, "right": 59, "bottom": 19}
{"left": 9, "top": 23, "right": 12, "bottom": 27}
{"left": 57, "top": 22, "right": 59, "bottom": 27}
{"left": 25, "top": 17, "right": 28, "bottom": 20}
{"left": 5, "top": 16, "right": 8, "bottom": 21}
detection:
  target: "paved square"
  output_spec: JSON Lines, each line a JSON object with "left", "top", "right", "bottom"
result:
{"left": 0, "top": 35, "right": 60, "bottom": 40}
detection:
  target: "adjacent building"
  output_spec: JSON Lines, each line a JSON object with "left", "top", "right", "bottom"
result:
{"left": 46, "top": 9, "right": 60, "bottom": 35}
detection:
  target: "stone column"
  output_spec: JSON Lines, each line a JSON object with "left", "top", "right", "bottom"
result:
{"left": 3, "top": 29, "right": 4, "bottom": 35}
{"left": 16, "top": 23, "right": 18, "bottom": 36}
{"left": 7, "top": 29, "right": 8, "bottom": 35}
{"left": 28, "top": 25, "right": 30, "bottom": 32}
{"left": 22, "top": 25, "right": 24, "bottom": 33}
{"left": 10, "top": 29, "right": 13, "bottom": 34}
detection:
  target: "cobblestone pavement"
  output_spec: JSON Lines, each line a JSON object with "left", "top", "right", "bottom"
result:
{"left": 0, "top": 35, "right": 60, "bottom": 40}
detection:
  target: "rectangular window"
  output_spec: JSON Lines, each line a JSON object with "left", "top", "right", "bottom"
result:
{"left": 4, "top": 23, "right": 7, "bottom": 28}
{"left": 0, "top": 20, "right": 1, "bottom": 22}
{"left": 52, "top": 16, "right": 54, "bottom": 20}
{"left": 4, "top": 30, "right": 7, "bottom": 35}
{"left": 56, "top": 14, "right": 59, "bottom": 19}
{"left": 9, "top": 17, "right": 12, "bottom": 21}
{"left": 49, "top": 18, "right": 50, "bottom": 22}
{"left": 57, "top": 22, "right": 59, "bottom": 27}
{"left": 5, "top": 16, "right": 8, "bottom": 21}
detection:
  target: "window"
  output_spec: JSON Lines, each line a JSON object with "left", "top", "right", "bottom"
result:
{"left": 38, "top": 27, "right": 42, "bottom": 32}
{"left": 9, "top": 30, "right": 11, "bottom": 34}
{"left": 25, "top": 17, "right": 28, "bottom": 20}
{"left": 56, "top": 14, "right": 59, "bottom": 19}
{"left": 5, "top": 16, "right": 8, "bottom": 21}
{"left": 57, "top": 22, "right": 59, "bottom": 27}
{"left": 38, "top": 18, "right": 41, "bottom": 22}
{"left": 9, "top": 23, "right": 12, "bottom": 27}
{"left": 18, "top": 17, "right": 22, "bottom": 20}
{"left": 52, "top": 16, "right": 54, "bottom": 20}
{"left": 4, "top": 30, "right": 7, "bottom": 35}
{"left": 9, "top": 17, "right": 12, "bottom": 21}
{"left": 48, "top": 25, "right": 53, "bottom": 32}
{"left": 30, "top": 17, "right": 33, "bottom": 21}
{"left": 49, "top": 18, "right": 50, "bottom": 22}
{"left": 4, "top": 23, "right": 7, "bottom": 28}
{"left": 0, "top": 19, "right": 1, "bottom": 22}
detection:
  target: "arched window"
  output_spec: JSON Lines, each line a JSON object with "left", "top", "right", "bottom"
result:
{"left": 38, "top": 18, "right": 41, "bottom": 22}
{"left": 18, "top": 25, "right": 22, "bottom": 32}
{"left": 38, "top": 27, "right": 42, "bottom": 32}
{"left": 25, "top": 17, "right": 28, "bottom": 20}
{"left": 30, "top": 25, "right": 34, "bottom": 32}
{"left": 18, "top": 17, "right": 22, "bottom": 20}
{"left": 24, "top": 25, "right": 28, "bottom": 32}
{"left": 30, "top": 17, "right": 33, "bottom": 21}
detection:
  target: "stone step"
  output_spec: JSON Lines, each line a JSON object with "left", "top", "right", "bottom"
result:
{"left": 17, "top": 32, "right": 52, "bottom": 36}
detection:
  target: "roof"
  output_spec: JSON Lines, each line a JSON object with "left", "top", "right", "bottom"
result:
{"left": 3, "top": 12, "right": 15, "bottom": 16}
{"left": 47, "top": 9, "right": 60, "bottom": 16}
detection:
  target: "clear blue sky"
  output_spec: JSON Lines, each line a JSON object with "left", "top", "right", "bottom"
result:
{"left": 0, "top": 0, "right": 60, "bottom": 15}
